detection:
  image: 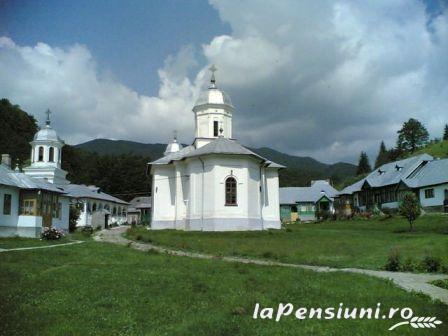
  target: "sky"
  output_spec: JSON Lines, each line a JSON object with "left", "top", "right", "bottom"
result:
{"left": 0, "top": 0, "right": 447, "bottom": 164}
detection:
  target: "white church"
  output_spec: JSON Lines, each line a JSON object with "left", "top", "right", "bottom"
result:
{"left": 0, "top": 111, "right": 128, "bottom": 237}
{"left": 149, "top": 67, "right": 283, "bottom": 231}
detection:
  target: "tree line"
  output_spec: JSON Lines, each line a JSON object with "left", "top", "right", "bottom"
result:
{"left": 356, "top": 118, "right": 448, "bottom": 176}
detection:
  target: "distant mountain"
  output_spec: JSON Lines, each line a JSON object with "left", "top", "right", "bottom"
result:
{"left": 75, "top": 139, "right": 357, "bottom": 187}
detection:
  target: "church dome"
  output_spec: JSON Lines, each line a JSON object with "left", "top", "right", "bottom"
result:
{"left": 164, "top": 133, "right": 183, "bottom": 156}
{"left": 34, "top": 126, "right": 62, "bottom": 142}
{"left": 193, "top": 65, "right": 233, "bottom": 109}
{"left": 195, "top": 87, "right": 233, "bottom": 107}
{"left": 33, "top": 109, "right": 64, "bottom": 143}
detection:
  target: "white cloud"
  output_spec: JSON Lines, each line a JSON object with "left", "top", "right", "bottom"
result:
{"left": 1, "top": 0, "right": 448, "bottom": 164}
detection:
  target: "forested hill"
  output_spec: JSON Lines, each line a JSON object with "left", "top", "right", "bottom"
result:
{"left": 76, "top": 139, "right": 358, "bottom": 187}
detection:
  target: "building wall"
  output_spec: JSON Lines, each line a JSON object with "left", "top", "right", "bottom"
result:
{"left": 151, "top": 155, "right": 281, "bottom": 231}
{"left": 52, "top": 196, "right": 70, "bottom": 232}
{"left": 419, "top": 183, "right": 448, "bottom": 209}
{"left": 262, "top": 168, "right": 281, "bottom": 229}
{"left": 0, "top": 186, "right": 21, "bottom": 236}
{"left": 151, "top": 165, "right": 176, "bottom": 229}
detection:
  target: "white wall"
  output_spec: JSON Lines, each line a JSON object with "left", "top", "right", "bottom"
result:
{"left": 419, "top": 183, "right": 448, "bottom": 208}
{"left": 151, "top": 154, "right": 282, "bottom": 231}
{"left": 0, "top": 185, "right": 20, "bottom": 229}
{"left": 52, "top": 196, "right": 70, "bottom": 231}
{"left": 262, "top": 168, "right": 281, "bottom": 229}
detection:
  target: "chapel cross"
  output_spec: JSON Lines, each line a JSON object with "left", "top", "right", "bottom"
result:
{"left": 45, "top": 109, "right": 52, "bottom": 126}
{"left": 209, "top": 64, "right": 217, "bottom": 86}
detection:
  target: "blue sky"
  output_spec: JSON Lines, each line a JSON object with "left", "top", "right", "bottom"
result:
{"left": 0, "top": 1, "right": 447, "bottom": 164}
{"left": 0, "top": 0, "right": 229, "bottom": 95}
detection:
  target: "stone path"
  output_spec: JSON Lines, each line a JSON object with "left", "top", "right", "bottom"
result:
{"left": 96, "top": 226, "right": 448, "bottom": 305}
{"left": 0, "top": 240, "right": 84, "bottom": 252}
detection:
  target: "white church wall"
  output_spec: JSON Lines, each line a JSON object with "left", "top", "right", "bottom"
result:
{"left": 151, "top": 165, "right": 177, "bottom": 229}
{"left": 262, "top": 168, "right": 281, "bottom": 229}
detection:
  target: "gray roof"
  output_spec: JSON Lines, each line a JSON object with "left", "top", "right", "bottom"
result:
{"left": 129, "top": 196, "right": 151, "bottom": 209}
{"left": 150, "top": 137, "right": 285, "bottom": 168}
{"left": 0, "top": 164, "right": 65, "bottom": 193}
{"left": 34, "top": 125, "right": 64, "bottom": 143}
{"left": 363, "top": 154, "right": 433, "bottom": 188}
{"left": 195, "top": 87, "right": 233, "bottom": 107}
{"left": 58, "top": 184, "right": 129, "bottom": 205}
{"left": 403, "top": 158, "right": 448, "bottom": 188}
{"left": 338, "top": 178, "right": 365, "bottom": 195}
{"left": 280, "top": 180, "right": 338, "bottom": 204}
{"left": 337, "top": 154, "right": 444, "bottom": 195}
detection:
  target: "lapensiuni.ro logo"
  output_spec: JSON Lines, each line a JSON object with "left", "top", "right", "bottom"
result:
{"left": 252, "top": 303, "right": 443, "bottom": 331}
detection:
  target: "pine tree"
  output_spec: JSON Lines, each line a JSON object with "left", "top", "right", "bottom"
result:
{"left": 443, "top": 124, "right": 448, "bottom": 141}
{"left": 374, "top": 141, "right": 389, "bottom": 168}
{"left": 356, "top": 151, "right": 372, "bottom": 175}
{"left": 396, "top": 118, "right": 429, "bottom": 153}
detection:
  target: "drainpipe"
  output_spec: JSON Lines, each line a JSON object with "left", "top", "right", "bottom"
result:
{"left": 199, "top": 157, "right": 205, "bottom": 230}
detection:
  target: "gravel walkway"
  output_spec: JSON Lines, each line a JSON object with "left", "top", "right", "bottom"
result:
{"left": 95, "top": 226, "right": 448, "bottom": 305}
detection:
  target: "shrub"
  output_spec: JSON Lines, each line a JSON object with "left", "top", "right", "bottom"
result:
{"left": 41, "top": 227, "right": 64, "bottom": 240}
{"left": 81, "top": 226, "right": 94, "bottom": 235}
{"left": 398, "top": 192, "right": 421, "bottom": 231}
{"left": 69, "top": 204, "right": 81, "bottom": 233}
{"left": 400, "top": 257, "right": 418, "bottom": 272}
{"left": 421, "top": 256, "right": 441, "bottom": 273}
{"left": 384, "top": 248, "right": 401, "bottom": 272}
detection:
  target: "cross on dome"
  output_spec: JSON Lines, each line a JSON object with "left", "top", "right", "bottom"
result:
{"left": 45, "top": 109, "right": 52, "bottom": 127}
{"left": 209, "top": 64, "right": 217, "bottom": 88}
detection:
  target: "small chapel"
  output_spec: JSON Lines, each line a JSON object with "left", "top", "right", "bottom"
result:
{"left": 149, "top": 67, "right": 283, "bottom": 231}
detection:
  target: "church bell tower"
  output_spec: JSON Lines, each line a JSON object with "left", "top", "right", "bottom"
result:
{"left": 23, "top": 109, "right": 69, "bottom": 185}
{"left": 193, "top": 66, "right": 234, "bottom": 148}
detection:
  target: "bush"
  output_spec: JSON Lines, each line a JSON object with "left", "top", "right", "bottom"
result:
{"left": 41, "top": 227, "right": 64, "bottom": 240}
{"left": 81, "top": 226, "right": 94, "bottom": 235}
{"left": 384, "top": 248, "right": 401, "bottom": 272}
{"left": 401, "top": 257, "right": 419, "bottom": 272}
{"left": 421, "top": 256, "right": 441, "bottom": 273}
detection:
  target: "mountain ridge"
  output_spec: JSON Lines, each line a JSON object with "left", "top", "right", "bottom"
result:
{"left": 75, "top": 139, "right": 357, "bottom": 187}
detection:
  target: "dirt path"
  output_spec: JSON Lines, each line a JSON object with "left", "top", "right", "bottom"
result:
{"left": 95, "top": 226, "right": 448, "bottom": 305}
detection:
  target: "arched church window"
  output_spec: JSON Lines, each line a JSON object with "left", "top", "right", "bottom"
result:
{"left": 92, "top": 203, "right": 97, "bottom": 212}
{"left": 49, "top": 147, "right": 54, "bottom": 162}
{"left": 225, "top": 177, "right": 237, "bottom": 206}
{"left": 38, "top": 146, "right": 44, "bottom": 161}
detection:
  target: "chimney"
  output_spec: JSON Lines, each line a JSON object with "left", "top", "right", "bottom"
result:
{"left": 1, "top": 154, "right": 11, "bottom": 169}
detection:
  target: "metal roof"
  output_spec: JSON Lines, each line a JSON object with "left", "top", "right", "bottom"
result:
{"left": 0, "top": 164, "right": 65, "bottom": 193}
{"left": 149, "top": 137, "right": 284, "bottom": 168}
{"left": 58, "top": 184, "right": 129, "bottom": 205}
{"left": 337, "top": 154, "right": 446, "bottom": 195}
{"left": 402, "top": 158, "right": 448, "bottom": 188}
{"left": 129, "top": 196, "right": 151, "bottom": 209}
{"left": 337, "top": 178, "right": 365, "bottom": 195}
{"left": 363, "top": 154, "right": 433, "bottom": 188}
{"left": 280, "top": 180, "right": 338, "bottom": 204}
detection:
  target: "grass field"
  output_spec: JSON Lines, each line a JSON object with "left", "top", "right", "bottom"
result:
{"left": 0, "top": 240, "right": 447, "bottom": 335}
{"left": 126, "top": 215, "right": 448, "bottom": 271}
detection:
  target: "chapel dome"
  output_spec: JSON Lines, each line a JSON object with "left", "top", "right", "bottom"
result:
{"left": 195, "top": 87, "right": 233, "bottom": 107}
{"left": 193, "top": 65, "right": 233, "bottom": 109}
{"left": 34, "top": 126, "right": 62, "bottom": 142}
{"left": 33, "top": 109, "right": 64, "bottom": 143}
{"left": 164, "top": 133, "right": 183, "bottom": 156}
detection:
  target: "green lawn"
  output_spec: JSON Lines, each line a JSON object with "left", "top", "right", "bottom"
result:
{"left": 0, "top": 236, "right": 71, "bottom": 249}
{"left": 0, "top": 231, "right": 91, "bottom": 249}
{"left": 0, "top": 240, "right": 447, "bottom": 335}
{"left": 127, "top": 215, "right": 448, "bottom": 271}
